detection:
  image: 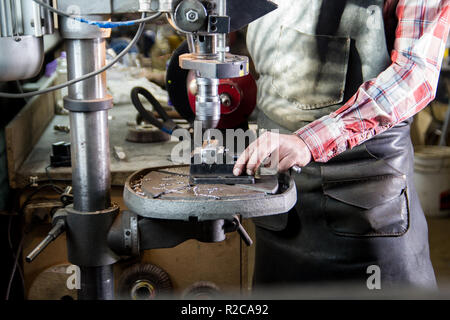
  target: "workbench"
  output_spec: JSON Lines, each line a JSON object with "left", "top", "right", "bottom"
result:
{"left": 12, "top": 103, "right": 181, "bottom": 188}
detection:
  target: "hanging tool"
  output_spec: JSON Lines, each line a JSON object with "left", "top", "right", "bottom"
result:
{"left": 130, "top": 86, "right": 181, "bottom": 135}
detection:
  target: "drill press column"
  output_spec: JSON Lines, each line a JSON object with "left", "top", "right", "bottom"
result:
{"left": 61, "top": 15, "right": 118, "bottom": 300}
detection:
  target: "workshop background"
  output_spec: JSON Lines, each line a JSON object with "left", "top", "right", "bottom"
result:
{"left": 1, "top": 12, "right": 450, "bottom": 300}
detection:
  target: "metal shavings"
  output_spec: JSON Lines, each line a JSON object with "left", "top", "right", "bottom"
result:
{"left": 161, "top": 177, "right": 177, "bottom": 181}
{"left": 156, "top": 170, "right": 189, "bottom": 177}
{"left": 192, "top": 186, "right": 221, "bottom": 200}
{"left": 153, "top": 184, "right": 191, "bottom": 199}
{"left": 131, "top": 179, "right": 144, "bottom": 196}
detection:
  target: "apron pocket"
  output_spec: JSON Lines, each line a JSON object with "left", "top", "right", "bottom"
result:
{"left": 271, "top": 26, "right": 350, "bottom": 110}
{"left": 323, "top": 175, "right": 410, "bottom": 237}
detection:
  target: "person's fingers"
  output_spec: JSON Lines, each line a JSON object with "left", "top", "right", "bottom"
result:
{"left": 233, "top": 144, "right": 256, "bottom": 176}
{"left": 278, "top": 155, "right": 297, "bottom": 172}
{"left": 246, "top": 141, "right": 274, "bottom": 175}
{"left": 263, "top": 157, "right": 272, "bottom": 168}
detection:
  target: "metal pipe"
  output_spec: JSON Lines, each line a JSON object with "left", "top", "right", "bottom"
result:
{"left": 69, "top": 111, "right": 111, "bottom": 212}
{"left": 79, "top": 266, "right": 114, "bottom": 300}
{"left": 66, "top": 38, "right": 113, "bottom": 300}
{"left": 66, "top": 39, "right": 111, "bottom": 213}
{"left": 67, "top": 39, "right": 114, "bottom": 300}
{"left": 66, "top": 39, "right": 107, "bottom": 100}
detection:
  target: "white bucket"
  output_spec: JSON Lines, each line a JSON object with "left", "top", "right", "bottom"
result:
{"left": 414, "top": 146, "right": 450, "bottom": 218}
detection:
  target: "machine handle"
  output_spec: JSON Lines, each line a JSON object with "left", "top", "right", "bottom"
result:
{"left": 291, "top": 165, "right": 302, "bottom": 174}
{"left": 232, "top": 216, "right": 253, "bottom": 246}
{"left": 26, "top": 219, "right": 65, "bottom": 263}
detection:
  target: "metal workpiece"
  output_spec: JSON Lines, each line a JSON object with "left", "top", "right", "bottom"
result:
{"left": 195, "top": 77, "right": 221, "bottom": 129}
{"left": 123, "top": 167, "right": 297, "bottom": 221}
{"left": 65, "top": 204, "right": 120, "bottom": 267}
{"left": 180, "top": 53, "right": 249, "bottom": 79}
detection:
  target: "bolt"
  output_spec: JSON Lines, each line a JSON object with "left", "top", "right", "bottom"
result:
{"left": 220, "top": 93, "right": 232, "bottom": 107}
{"left": 29, "top": 176, "right": 39, "bottom": 187}
{"left": 186, "top": 10, "right": 199, "bottom": 23}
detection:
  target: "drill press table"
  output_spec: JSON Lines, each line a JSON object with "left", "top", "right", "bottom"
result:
{"left": 124, "top": 166, "right": 297, "bottom": 221}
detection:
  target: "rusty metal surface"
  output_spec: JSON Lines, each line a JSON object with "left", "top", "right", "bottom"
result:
{"left": 123, "top": 166, "right": 297, "bottom": 221}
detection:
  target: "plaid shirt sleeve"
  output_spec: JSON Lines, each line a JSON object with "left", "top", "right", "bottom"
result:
{"left": 295, "top": 0, "right": 450, "bottom": 163}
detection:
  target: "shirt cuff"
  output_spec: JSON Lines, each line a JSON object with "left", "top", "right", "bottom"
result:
{"left": 295, "top": 115, "right": 348, "bottom": 163}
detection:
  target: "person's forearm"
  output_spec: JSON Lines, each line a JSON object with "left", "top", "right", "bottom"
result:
{"left": 296, "top": 0, "right": 450, "bottom": 163}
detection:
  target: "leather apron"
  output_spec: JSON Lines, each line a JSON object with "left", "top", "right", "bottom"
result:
{"left": 247, "top": 0, "right": 437, "bottom": 289}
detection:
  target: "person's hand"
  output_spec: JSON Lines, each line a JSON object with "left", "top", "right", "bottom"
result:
{"left": 233, "top": 132, "right": 312, "bottom": 176}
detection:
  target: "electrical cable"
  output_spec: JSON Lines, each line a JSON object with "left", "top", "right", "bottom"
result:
{"left": 0, "top": 12, "right": 162, "bottom": 99}
{"left": 15, "top": 81, "right": 29, "bottom": 103}
{"left": 5, "top": 235, "right": 24, "bottom": 300}
{"left": 7, "top": 216, "right": 25, "bottom": 292}
{"left": 32, "top": 0, "right": 160, "bottom": 28}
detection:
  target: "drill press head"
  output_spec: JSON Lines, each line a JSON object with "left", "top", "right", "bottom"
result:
{"left": 142, "top": 0, "right": 278, "bottom": 183}
{"left": 144, "top": 0, "right": 277, "bottom": 129}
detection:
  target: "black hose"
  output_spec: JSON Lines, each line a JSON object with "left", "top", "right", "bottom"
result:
{"left": 130, "top": 87, "right": 177, "bottom": 134}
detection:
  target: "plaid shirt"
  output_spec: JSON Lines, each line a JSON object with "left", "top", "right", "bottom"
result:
{"left": 295, "top": 0, "right": 450, "bottom": 163}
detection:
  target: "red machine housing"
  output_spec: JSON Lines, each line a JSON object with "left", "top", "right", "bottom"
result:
{"left": 186, "top": 71, "right": 257, "bottom": 129}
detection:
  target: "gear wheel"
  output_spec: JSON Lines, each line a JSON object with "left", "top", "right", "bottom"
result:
{"left": 182, "top": 281, "right": 221, "bottom": 299}
{"left": 118, "top": 264, "right": 173, "bottom": 300}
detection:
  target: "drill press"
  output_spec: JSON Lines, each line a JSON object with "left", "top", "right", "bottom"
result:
{"left": 3, "top": 0, "right": 296, "bottom": 300}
